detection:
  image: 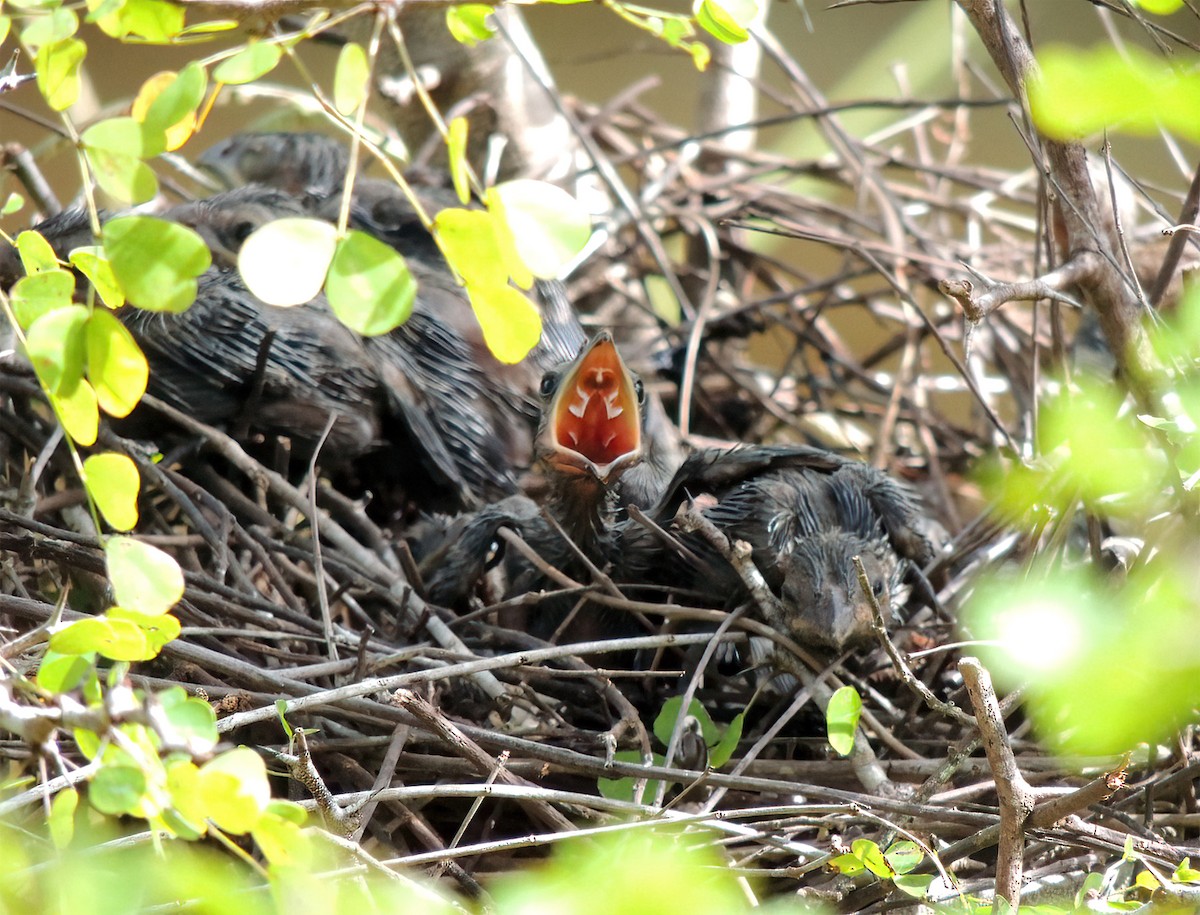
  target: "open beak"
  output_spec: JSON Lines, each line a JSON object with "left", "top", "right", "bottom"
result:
{"left": 543, "top": 331, "right": 642, "bottom": 483}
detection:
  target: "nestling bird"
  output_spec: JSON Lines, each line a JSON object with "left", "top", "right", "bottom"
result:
{"left": 634, "top": 445, "right": 937, "bottom": 653}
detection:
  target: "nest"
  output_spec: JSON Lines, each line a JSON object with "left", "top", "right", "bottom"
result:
{"left": 3, "top": 4, "right": 1200, "bottom": 910}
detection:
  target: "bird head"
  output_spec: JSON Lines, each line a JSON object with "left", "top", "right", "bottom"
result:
{"left": 777, "top": 533, "right": 899, "bottom": 653}
{"left": 536, "top": 331, "right": 645, "bottom": 487}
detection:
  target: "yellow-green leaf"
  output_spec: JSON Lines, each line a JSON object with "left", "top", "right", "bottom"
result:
{"left": 432, "top": 207, "right": 507, "bottom": 288}
{"left": 198, "top": 747, "right": 270, "bottom": 834}
{"left": 51, "top": 616, "right": 151, "bottom": 661}
{"left": 326, "top": 230, "right": 415, "bottom": 336}
{"left": 108, "top": 605, "right": 180, "bottom": 653}
{"left": 86, "top": 308, "right": 148, "bottom": 417}
{"left": 106, "top": 535, "right": 185, "bottom": 615}
{"left": 35, "top": 38, "right": 86, "bottom": 111}
{"left": 20, "top": 7, "right": 78, "bottom": 48}
{"left": 333, "top": 42, "right": 369, "bottom": 116}
{"left": 90, "top": 0, "right": 184, "bottom": 42}
{"left": 11, "top": 269, "right": 75, "bottom": 328}
{"left": 83, "top": 452, "right": 141, "bottom": 530}
{"left": 446, "top": 4, "right": 495, "bottom": 47}
{"left": 16, "top": 228, "right": 61, "bottom": 274}
{"left": 213, "top": 41, "right": 282, "bottom": 84}
{"left": 103, "top": 215, "right": 211, "bottom": 312}
{"left": 51, "top": 378, "right": 99, "bottom": 445}
{"left": 693, "top": 0, "right": 755, "bottom": 44}
{"left": 489, "top": 179, "right": 591, "bottom": 281}
{"left": 26, "top": 304, "right": 88, "bottom": 393}
{"left": 48, "top": 787, "right": 78, "bottom": 849}
{"left": 2, "top": 192, "right": 25, "bottom": 216}
{"left": 238, "top": 217, "right": 337, "bottom": 307}
{"left": 69, "top": 247, "right": 124, "bottom": 308}
{"left": 83, "top": 117, "right": 159, "bottom": 203}
{"left": 826, "top": 685, "right": 862, "bottom": 757}
{"left": 466, "top": 282, "right": 542, "bottom": 364}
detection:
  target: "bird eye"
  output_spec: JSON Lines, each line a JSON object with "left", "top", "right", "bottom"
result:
{"left": 230, "top": 220, "right": 256, "bottom": 247}
{"left": 539, "top": 372, "right": 558, "bottom": 398}
{"left": 484, "top": 539, "right": 504, "bottom": 570}
{"left": 633, "top": 378, "right": 645, "bottom": 404}
{"left": 872, "top": 579, "right": 885, "bottom": 597}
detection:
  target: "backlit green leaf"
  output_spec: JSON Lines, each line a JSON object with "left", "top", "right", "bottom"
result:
{"left": 894, "top": 874, "right": 935, "bottom": 898}
{"left": 3, "top": 191, "right": 26, "bottom": 216}
{"left": 467, "top": 282, "right": 542, "bottom": 364}
{"left": 693, "top": 0, "right": 755, "bottom": 43}
{"left": 83, "top": 118, "right": 160, "bottom": 203}
{"left": 16, "top": 228, "right": 61, "bottom": 274}
{"left": 89, "top": 765, "right": 146, "bottom": 815}
{"left": 433, "top": 207, "right": 507, "bottom": 288}
{"left": 86, "top": 308, "right": 148, "bottom": 417}
{"left": 19, "top": 7, "right": 78, "bottom": 48}
{"left": 35, "top": 37, "right": 86, "bottom": 111}
{"left": 106, "top": 535, "right": 185, "bottom": 615}
{"left": 158, "top": 686, "right": 218, "bottom": 751}
{"left": 48, "top": 787, "right": 78, "bottom": 849}
{"left": 108, "top": 606, "right": 180, "bottom": 653}
{"left": 708, "top": 712, "right": 743, "bottom": 769}
{"left": 84, "top": 452, "right": 141, "bottom": 530}
{"left": 213, "top": 41, "right": 282, "bottom": 85}
{"left": 11, "top": 270, "right": 75, "bottom": 328}
{"left": 252, "top": 811, "right": 312, "bottom": 868}
{"left": 596, "top": 749, "right": 666, "bottom": 803}
{"left": 326, "top": 230, "right": 415, "bottom": 336}
{"left": 333, "top": 42, "right": 369, "bottom": 115}
{"left": 489, "top": 179, "right": 591, "bottom": 281}
{"left": 238, "top": 217, "right": 336, "bottom": 307}
{"left": 25, "top": 304, "right": 87, "bottom": 394}
{"left": 103, "top": 215, "right": 211, "bottom": 312}
{"left": 141, "top": 62, "right": 206, "bottom": 136}
{"left": 884, "top": 840, "right": 923, "bottom": 875}
{"left": 653, "top": 697, "right": 718, "bottom": 746}
{"left": 853, "top": 838, "right": 893, "bottom": 878}
{"left": 51, "top": 378, "right": 99, "bottom": 445}
{"left": 165, "top": 759, "right": 207, "bottom": 837}
{"left": 1134, "top": 0, "right": 1183, "bottom": 15}
{"left": 199, "top": 747, "right": 270, "bottom": 834}
{"left": 446, "top": 4, "right": 495, "bottom": 46}
{"left": 37, "top": 649, "right": 93, "bottom": 693}
{"left": 70, "top": 247, "right": 124, "bottom": 308}
{"left": 90, "top": 0, "right": 184, "bottom": 42}
{"left": 826, "top": 684, "right": 862, "bottom": 757}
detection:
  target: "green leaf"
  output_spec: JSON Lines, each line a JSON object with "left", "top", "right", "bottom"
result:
{"left": 86, "top": 308, "right": 148, "bottom": 417}
{"left": 693, "top": 0, "right": 756, "bottom": 44}
{"left": 199, "top": 747, "right": 270, "bottom": 834}
{"left": 35, "top": 38, "right": 86, "bottom": 111}
{"left": 333, "top": 42, "right": 369, "bottom": 115}
{"left": 106, "top": 535, "right": 185, "bottom": 615}
{"left": 852, "top": 838, "right": 893, "bottom": 878}
{"left": 825, "top": 685, "right": 862, "bottom": 757}
{"left": 1031, "top": 44, "right": 1200, "bottom": 142}
{"left": 2, "top": 192, "right": 24, "bottom": 217}
{"left": 48, "top": 787, "right": 78, "bottom": 849}
{"left": 884, "top": 840, "right": 923, "bottom": 875}
{"left": 10, "top": 270, "right": 75, "bottom": 328}
{"left": 446, "top": 4, "right": 495, "bottom": 46}
{"left": 132, "top": 64, "right": 205, "bottom": 152}
{"left": 466, "top": 282, "right": 542, "bottom": 364}
{"left": 213, "top": 41, "right": 282, "bottom": 85}
{"left": 25, "top": 304, "right": 88, "bottom": 394}
{"left": 50, "top": 616, "right": 150, "bottom": 660}
{"left": 433, "top": 207, "right": 507, "bottom": 288}
{"left": 708, "top": 712, "right": 743, "bottom": 769}
{"left": 165, "top": 759, "right": 208, "bottom": 838}
{"left": 893, "top": 874, "right": 935, "bottom": 898}
{"left": 488, "top": 180, "right": 592, "bottom": 281}
{"left": 90, "top": 0, "right": 184, "bottom": 42}
{"left": 17, "top": 228, "right": 62, "bottom": 274}
{"left": 326, "top": 230, "right": 415, "bottom": 335}
{"left": 596, "top": 749, "right": 667, "bottom": 803}
{"left": 108, "top": 606, "right": 180, "bottom": 654}
{"left": 82, "top": 117, "right": 160, "bottom": 203}
{"left": 265, "top": 799, "right": 308, "bottom": 825}
{"left": 447, "top": 116, "right": 471, "bottom": 204}
{"left": 238, "top": 217, "right": 336, "bottom": 307}
{"left": 829, "top": 852, "right": 866, "bottom": 877}
{"left": 103, "top": 215, "right": 211, "bottom": 312}
{"left": 252, "top": 811, "right": 313, "bottom": 867}
{"left": 37, "top": 649, "right": 94, "bottom": 692}
{"left": 70, "top": 247, "right": 125, "bottom": 308}
{"left": 19, "top": 7, "right": 78, "bottom": 49}
{"left": 1134, "top": 0, "right": 1183, "bottom": 15}
{"left": 653, "top": 697, "right": 718, "bottom": 747}
{"left": 51, "top": 379, "right": 99, "bottom": 445}
{"left": 84, "top": 452, "right": 141, "bottom": 530}
{"left": 158, "top": 686, "right": 218, "bottom": 751}
{"left": 89, "top": 764, "right": 146, "bottom": 815}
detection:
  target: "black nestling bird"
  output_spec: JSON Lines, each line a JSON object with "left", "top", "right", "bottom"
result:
{"left": 633, "top": 445, "right": 937, "bottom": 654}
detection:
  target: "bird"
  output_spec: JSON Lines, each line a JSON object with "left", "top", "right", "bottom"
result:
{"left": 628, "top": 444, "right": 937, "bottom": 654}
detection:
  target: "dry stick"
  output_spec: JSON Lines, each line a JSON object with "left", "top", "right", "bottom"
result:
{"left": 390, "top": 689, "right": 578, "bottom": 834}
{"left": 1150, "top": 157, "right": 1200, "bottom": 307}
{"left": 960, "top": 656, "right": 1033, "bottom": 910}
{"left": 137, "top": 394, "right": 508, "bottom": 703}
{"left": 269, "top": 728, "right": 359, "bottom": 836}
{"left": 350, "top": 722, "right": 408, "bottom": 844}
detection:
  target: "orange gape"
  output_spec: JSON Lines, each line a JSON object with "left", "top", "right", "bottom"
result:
{"left": 553, "top": 338, "right": 641, "bottom": 468}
